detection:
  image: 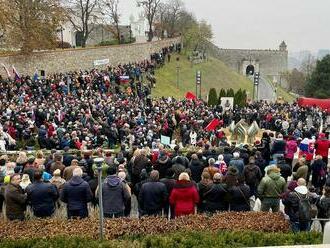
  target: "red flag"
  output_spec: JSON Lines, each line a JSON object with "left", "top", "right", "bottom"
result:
{"left": 205, "top": 118, "right": 220, "bottom": 131}
{"left": 185, "top": 91, "right": 196, "bottom": 100}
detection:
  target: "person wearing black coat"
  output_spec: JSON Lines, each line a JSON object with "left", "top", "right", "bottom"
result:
{"left": 188, "top": 154, "right": 204, "bottom": 183}
{"left": 60, "top": 167, "right": 93, "bottom": 219}
{"left": 311, "top": 156, "right": 327, "bottom": 193}
{"left": 227, "top": 180, "right": 250, "bottom": 212}
{"left": 154, "top": 152, "right": 172, "bottom": 179}
{"left": 203, "top": 173, "right": 228, "bottom": 213}
{"left": 317, "top": 186, "right": 330, "bottom": 231}
{"left": 277, "top": 156, "right": 292, "bottom": 182}
{"left": 138, "top": 170, "right": 168, "bottom": 216}
{"left": 160, "top": 168, "right": 176, "bottom": 218}
{"left": 26, "top": 171, "right": 58, "bottom": 218}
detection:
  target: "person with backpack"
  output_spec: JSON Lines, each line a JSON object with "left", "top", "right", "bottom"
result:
{"left": 243, "top": 157, "right": 262, "bottom": 197}
{"left": 311, "top": 155, "right": 327, "bottom": 194}
{"left": 283, "top": 184, "right": 314, "bottom": 232}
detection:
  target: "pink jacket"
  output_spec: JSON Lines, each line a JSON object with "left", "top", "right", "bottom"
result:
{"left": 285, "top": 140, "right": 298, "bottom": 159}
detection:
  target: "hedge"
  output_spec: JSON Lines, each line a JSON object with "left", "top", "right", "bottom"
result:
{"left": 0, "top": 231, "right": 322, "bottom": 248}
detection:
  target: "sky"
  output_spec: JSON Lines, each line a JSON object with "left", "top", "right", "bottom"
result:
{"left": 118, "top": 0, "right": 330, "bottom": 53}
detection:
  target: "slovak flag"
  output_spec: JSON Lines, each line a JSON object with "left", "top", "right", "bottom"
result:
{"left": 33, "top": 69, "right": 39, "bottom": 82}
{"left": 299, "top": 137, "right": 315, "bottom": 161}
{"left": 12, "top": 65, "right": 20, "bottom": 82}
{"left": 119, "top": 75, "right": 130, "bottom": 84}
{"left": 185, "top": 91, "right": 196, "bottom": 100}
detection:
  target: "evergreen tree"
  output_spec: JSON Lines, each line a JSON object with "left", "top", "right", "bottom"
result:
{"left": 218, "top": 88, "right": 226, "bottom": 104}
{"left": 208, "top": 88, "right": 218, "bottom": 106}
{"left": 226, "top": 88, "right": 235, "bottom": 97}
{"left": 305, "top": 55, "right": 330, "bottom": 98}
{"left": 234, "top": 89, "right": 243, "bottom": 106}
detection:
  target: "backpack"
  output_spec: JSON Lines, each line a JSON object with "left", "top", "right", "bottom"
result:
{"left": 295, "top": 193, "right": 313, "bottom": 222}
{"left": 244, "top": 166, "right": 259, "bottom": 185}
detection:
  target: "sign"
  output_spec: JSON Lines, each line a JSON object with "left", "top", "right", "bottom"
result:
{"left": 220, "top": 97, "right": 234, "bottom": 111}
{"left": 93, "top": 59, "right": 109, "bottom": 66}
{"left": 160, "top": 135, "right": 171, "bottom": 146}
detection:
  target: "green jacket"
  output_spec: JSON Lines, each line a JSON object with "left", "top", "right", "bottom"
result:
{"left": 257, "top": 172, "right": 286, "bottom": 199}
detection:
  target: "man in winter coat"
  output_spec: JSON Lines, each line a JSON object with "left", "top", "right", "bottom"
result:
{"left": 26, "top": 170, "right": 58, "bottom": 218}
{"left": 97, "top": 166, "right": 131, "bottom": 218}
{"left": 188, "top": 154, "right": 204, "bottom": 183}
{"left": 4, "top": 174, "right": 27, "bottom": 220}
{"left": 310, "top": 155, "right": 327, "bottom": 193}
{"left": 243, "top": 157, "right": 262, "bottom": 197}
{"left": 257, "top": 166, "right": 286, "bottom": 212}
{"left": 282, "top": 185, "right": 313, "bottom": 232}
{"left": 138, "top": 170, "right": 168, "bottom": 216}
{"left": 277, "top": 155, "right": 292, "bottom": 182}
{"left": 229, "top": 152, "right": 244, "bottom": 176}
{"left": 154, "top": 151, "right": 172, "bottom": 179}
{"left": 203, "top": 173, "right": 228, "bottom": 213}
{"left": 271, "top": 133, "right": 286, "bottom": 162}
{"left": 60, "top": 167, "right": 93, "bottom": 219}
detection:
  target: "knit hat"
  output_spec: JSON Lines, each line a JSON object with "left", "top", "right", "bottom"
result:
{"left": 178, "top": 172, "right": 190, "bottom": 181}
{"left": 42, "top": 172, "right": 52, "bottom": 182}
{"left": 53, "top": 169, "right": 61, "bottom": 176}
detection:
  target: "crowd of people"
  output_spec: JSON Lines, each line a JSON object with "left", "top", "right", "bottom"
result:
{"left": 0, "top": 42, "right": 330, "bottom": 233}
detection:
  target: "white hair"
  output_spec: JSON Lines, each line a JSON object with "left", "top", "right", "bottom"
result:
{"left": 233, "top": 152, "right": 240, "bottom": 158}
{"left": 118, "top": 171, "right": 126, "bottom": 180}
{"left": 218, "top": 155, "right": 224, "bottom": 161}
{"left": 208, "top": 158, "right": 215, "bottom": 165}
{"left": 72, "top": 167, "right": 83, "bottom": 177}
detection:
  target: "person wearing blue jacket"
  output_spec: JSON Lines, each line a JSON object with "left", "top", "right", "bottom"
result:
{"left": 60, "top": 167, "right": 93, "bottom": 219}
{"left": 26, "top": 170, "right": 58, "bottom": 218}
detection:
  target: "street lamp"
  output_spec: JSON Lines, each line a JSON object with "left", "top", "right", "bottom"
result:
{"left": 94, "top": 157, "right": 105, "bottom": 240}
{"left": 56, "top": 26, "right": 65, "bottom": 49}
{"left": 176, "top": 57, "right": 180, "bottom": 88}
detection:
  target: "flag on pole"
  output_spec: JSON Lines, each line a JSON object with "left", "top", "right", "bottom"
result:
{"left": 185, "top": 91, "right": 196, "bottom": 100}
{"left": 205, "top": 118, "right": 220, "bottom": 131}
{"left": 33, "top": 69, "right": 39, "bottom": 82}
{"left": 12, "top": 65, "right": 20, "bottom": 82}
{"left": 1, "top": 63, "right": 11, "bottom": 78}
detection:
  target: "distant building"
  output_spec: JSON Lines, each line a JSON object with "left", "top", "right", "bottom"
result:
{"left": 57, "top": 15, "right": 132, "bottom": 47}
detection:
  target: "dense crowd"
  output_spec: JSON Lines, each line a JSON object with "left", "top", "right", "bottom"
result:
{"left": 0, "top": 43, "right": 330, "bottom": 233}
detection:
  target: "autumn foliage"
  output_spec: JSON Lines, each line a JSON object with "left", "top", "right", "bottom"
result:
{"left": 0, "top": 212, "right": 290, "bottom": 240}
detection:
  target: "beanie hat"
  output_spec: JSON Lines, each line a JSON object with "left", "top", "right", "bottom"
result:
{"left": 42, "top": 172, "right": 52, "bottom": 182}
{"left": 178, "top": 172, "right": 190, "bottom": 181}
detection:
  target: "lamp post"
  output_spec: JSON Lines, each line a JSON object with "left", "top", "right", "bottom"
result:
{"left": 176, "top": 57, "right": 180, "bottom": 88}
{"left": 94, "top": 157, "right": 105, "bottom": 240}
{"left": 56, "top": 26, "right": 65, "bottom": 49}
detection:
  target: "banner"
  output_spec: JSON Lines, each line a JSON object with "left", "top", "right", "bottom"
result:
{"left": 160, "top": 135, "right": 171, "bottom": 145}
{"left": 93, "top": 59, "right": 109, "bottom": 66}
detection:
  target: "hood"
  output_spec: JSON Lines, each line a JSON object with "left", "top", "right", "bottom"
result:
{"left": 268, "top": 172, "right": 281, "bottom": 181}
{"left": 69, "top": 176, "right": 84, "bottom": 186}
{"left": 295, "top": 185, "right": 308, "bottom": 195}
{"left": 106, "top": 175, "right": 121, "bottom": 187}
{"left": 158, "top": 156, "right": 169, "bottom": 164}
{"left": 246, "top": 164, "right": 257, "bottom": 170}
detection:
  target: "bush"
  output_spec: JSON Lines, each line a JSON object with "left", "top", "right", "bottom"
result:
{"left": 56, "top": 41, "right": 72, "bottom": 49}
{"left": 0, "top": 231, "right": 322, "bottom": 248}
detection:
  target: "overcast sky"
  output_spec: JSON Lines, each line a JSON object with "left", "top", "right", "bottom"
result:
{"left": 119, "top": 0, "right": 330, "bottom": 53}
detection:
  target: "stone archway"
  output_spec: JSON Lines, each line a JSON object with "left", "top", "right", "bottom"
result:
{"left": 246, "top": 64, "right": 255, "bottom": 75}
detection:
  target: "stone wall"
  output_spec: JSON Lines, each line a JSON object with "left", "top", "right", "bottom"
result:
{"left": 0, "top": 37, "right": 181, "bottom": 77}
{"left": 204, "top": 41, "right": 288, "bottom": 87}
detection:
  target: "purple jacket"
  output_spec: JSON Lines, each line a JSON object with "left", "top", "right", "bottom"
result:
{"left": 285, "top": 140, "right": 297, "bottom": 159}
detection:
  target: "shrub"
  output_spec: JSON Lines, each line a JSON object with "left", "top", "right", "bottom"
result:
{"left": 208, "top": 88, "right": 218, "bottom": 106}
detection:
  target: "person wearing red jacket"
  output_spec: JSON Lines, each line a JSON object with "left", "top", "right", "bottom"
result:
{"left": 169, "top": 172, "right": 199, "bottom": 217}
{"left": 315, "top": 133, "right": 330, "bottom": 164}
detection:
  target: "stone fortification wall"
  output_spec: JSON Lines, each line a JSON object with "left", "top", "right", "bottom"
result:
{"left": 0, "top": 37, "right": 181, "bottom": 77}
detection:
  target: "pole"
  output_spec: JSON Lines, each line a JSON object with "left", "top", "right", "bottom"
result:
{"left": 61, "top": 27, "right": 64, "bottom": 49}
{"left": 95, "top": 158, "right": 104, "bottom": 240}
{"left": 129, "top": 25, "right": 132, "bottom": 43}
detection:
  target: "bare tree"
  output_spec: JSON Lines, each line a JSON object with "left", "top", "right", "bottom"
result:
{"left": 3, "top": 0, "right": 64, "bottom": 53}
{"left": 137, "top": 0, "right": 162, "bottom": 42}
{"left": 100, "top": 0, "right": 121, "bottom": 44}
{"left": 65, "top": 0, "right": 99, "bottom": 47}
{"left": 165, "top": 0, "right": 184, "bottom": 37}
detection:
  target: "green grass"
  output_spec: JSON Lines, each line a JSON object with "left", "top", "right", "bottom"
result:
{"left": 153, "top": 54, "right": 295, "bottom": 103}
{"left": 153, "top": 55, "right": 253, "bottom": 100}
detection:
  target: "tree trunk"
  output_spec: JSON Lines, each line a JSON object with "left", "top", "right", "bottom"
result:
{"left": 148, "top": 23, "right": 153, "bottom": 42}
